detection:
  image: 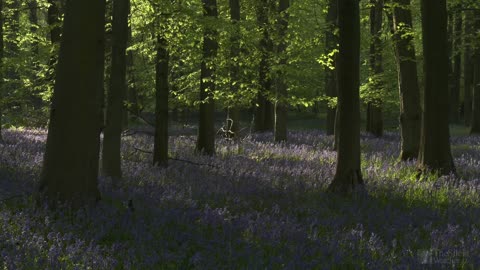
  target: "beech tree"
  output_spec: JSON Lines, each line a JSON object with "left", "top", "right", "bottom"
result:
{"left": 449, "top": 8, "right": 462, "bottom": 123}
{"left": 391, "top": 0, "right": 421, "bottom": 160}
{"left": 417, "top": 0, "right": 454, "bottom": 174}
{"left": 328, "top": 0, "right": 363, "bottom": 193}
{"left": 103, "top": 0, "right": 130, "bottom": 181}
{"left": 39, "top": 0, "right": 106, "bottom": 206}
{"left": 196, "top": 0, "right": 218, "bottom": 155}
{"left": 470, "top": 11, "right": 480, "bottom": 134}
{"left": 0, "top": 0, "right": 3, "bottom": 144}
{"left": 366, "top": 0, "right": 384, "bottom": 137}
{"left": 464, "top": 10, "right": 474, "bottom": 126}
{"left": 226, "top": 0, "right": 241, "bottom": 138}
{"left": 153, "top": 33, "right": 169, "bottom": 166}
{"left": 254, "top": 0, "right": 274, "bottom": 132}
{"left": 274, "top": 0, "right": 289, "bottom": 142}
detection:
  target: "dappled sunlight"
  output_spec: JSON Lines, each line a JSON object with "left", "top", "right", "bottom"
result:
{"left": 1, "top": 128, "right": 480, "bottom": 268}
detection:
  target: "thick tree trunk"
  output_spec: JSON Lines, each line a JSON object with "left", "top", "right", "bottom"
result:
{"left": 464, "top": 11, "right": 474, "bottom": 126}
{"left": 470, "top": 12, "right": 480, "bottom": 134}
{"left": 366, "top": 0, "right": 384, "bottom": 137}
{"left": 153, "top": 34, "right": 169, "bottom": 167}
{"left": 418, "top": 0, "right": 455, "bottom": 175}
{"left": 196, "top": 0, "right": 218, "bottom": 155}
{"left": 254, "top": 0, "right": 274, "bottom": 132}
{"left": 449, "top": 10, "right": 462, "bottom": 123}
{"left": 274, "top": 0, "right": 289, "bottom": 142}
{"left": 392, "top": 0, "right": 421, "bottom": 160}
{"left": 328, "top": 0, "right": 363, "bottom": 193}
{"left": 227, "top": 0, "right": 240, "bottom": 139}
{"left": 39, "top": 0, "right": 106, "bottom": 207}
{"left": 102, "top": 0, "right": 129, "bottom": 181}
{"left": 325, "top": 0, "right": 337, "bottom": 136}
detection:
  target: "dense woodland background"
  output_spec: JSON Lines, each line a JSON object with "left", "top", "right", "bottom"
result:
{"left": 1, "top": 0, "right": 480, "bottom": 268}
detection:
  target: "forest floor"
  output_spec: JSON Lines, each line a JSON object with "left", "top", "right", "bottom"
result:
{"left": 1, "top": 127, "right": 480, "bottom": 269}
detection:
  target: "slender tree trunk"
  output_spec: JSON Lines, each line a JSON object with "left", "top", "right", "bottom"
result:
{"left": 392, "top": 0, "right": 421, "bottom": 160}
{"left": 274, "top": 0, "right": 289, "bottom": 142}
{"left": 418, "top": 0, "right": 455, "bottom": 175}
{"left": 325, "top": 0, "right": 337, "bottom": 136}
{"left": 153, "top": 34, "right": 169, "bottom": 166}
{"left": 102, "top": 0, "right": 129, "bottom": 181}
{"left": 254, "top": 0, "right": 274, "bottom": 132}
{"left": 470, "top": 11, "right": 480, "bottom": 134}
{"left": 27, "top": 0, "right": 44, "bottom": 109}
{"left": 39, "top": 0, "right": 106, "bottom": 207}
{"left": 464, "top": 11, "right": 474, "bottom": 126}
{"left": 227, "top": 0, "right": 240, "bottom": 139}
{"left": 328, "top": 0, "right": 363, "bottom": 193}
{"left": 28, "top": 0, "right": 39, "bottom": 54}
{"left": 0, "top": 0, "right": 3, "bottom": 143}
{"left": 126, "top": 25, "right": 139, "bottom": 122}
{"left": 196, "top": 0, "right": 218, "bottom": 155}
{"left": 449, "top": 10, "right": 462, "bottom": 123}
{"left": 366, "top": 0, "right": 384, "bottom": 137}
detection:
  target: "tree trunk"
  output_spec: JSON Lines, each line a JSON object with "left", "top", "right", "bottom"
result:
{"left": 0, "top": 0, "right": 3, "bottom": 143}
{"left": 153, "top": 34, "right": 169, "bottom": 167}
{"left": 392, "top": 0, "right": 421, "bottom": 160}
{"left": 227, "top": 0, "right": 240, "bottom": 139}
{"left": 39, "top": 0, "right": 106, "bottom": 207}
{"left": 464, "top": 11, "right": 474, "bottom": 126}
{"left": 196, "top": 0, "right": 218, "bottom": 155}
{"left": 328, "top": 0, "right": 363, "bottom": 193}
{"left": 449, "top": 10, "right": 462, "bottom": 123}
{"left": 366, "top": 0, "right": 384, "bottom": 137}
{"left": 28, "top": 0, "right": 39, "bottom": 54}
{"left": 418, "top": 0, "right": 455, "bottom": 175}
{"left": 102, "top": 0, "right": 129, "bottom": 181}
{"left": 470, "top": 11, "right": 480, "bottom": 134}
{"left": 274, "top": 0, "right": 289, "bottom": 142}
{"left": 254, "top": 0, "right": 274, "bottom": 132}
{"left": 325, "top": 0, "right": 337, "bottom": 136}
{"left": 126, "top": 25, "right": 139, "bottom": 122}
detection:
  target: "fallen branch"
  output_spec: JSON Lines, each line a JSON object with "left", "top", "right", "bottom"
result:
{"left": 126, "top": 108, "right": 155, "bottom": 127}
{"left": 132, "top": 147, "right": 218, "bottom": 168}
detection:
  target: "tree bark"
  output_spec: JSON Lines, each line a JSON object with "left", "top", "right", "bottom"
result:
{"left": 102, "top": 0, "right": 129, "bottom": 181}
{"left": 391, "top": 0, "right": 421, "bottom": 160}
{"left": 126, "top": 24, "right": 139, "bottom": 123}
{"left": 28, "top": 0, "right": 39, "bottom": 55}
{"left": 366, "top": 0, "right": 384, "bottom": 137}
{"left": 464, "top": 11, "right": 474, "bottom": 126}
{"left": 196, "top": 0, "right": 218, "bottom": 155}
{"left": 470, "top": 11, "right": 480, "bottom": 134}
{"left": 328, "top": 0, "right": 363, "bottom": 193}
{"left": 0, "top": 0, "right": 3, "bottom": 143}
{"left": 449, "top": 10, "right": 462, "bottom": 123}
{"left": 274, "top": 0, "right": 289, "bottom": 142}
{"left": 39, "top": 0, "right": 106, "bottom": 207}
{"left": 153, "top": 34, "right": 169, "bottom": 167}
{"left": 325, "top": 0, "right": 337, "bottom": 136}
{"left": 418, "top": 0, "right": 455, "bottom": 175}
{"left": 227, "top": 0, "right": 241, "bottom": 139}
{"left": 254, "top": 0, "right": 274, "bottom": 132}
